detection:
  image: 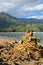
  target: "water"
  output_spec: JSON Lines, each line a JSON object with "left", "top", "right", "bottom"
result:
{"left": 0, "top": 32, "right": 43, "bottom": 45}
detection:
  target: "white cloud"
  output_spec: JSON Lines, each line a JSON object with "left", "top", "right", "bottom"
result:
{"left": 0, "top": 2, "right": 16, "bottom": 12}
{"left": 27, "top": 16, "right": 43, "bottom": 19}
{"left": 22, "top": 4, "right": 43, "bottom": 12}
{"left": 0, "top": 0, "right": 43, "bottom": 17}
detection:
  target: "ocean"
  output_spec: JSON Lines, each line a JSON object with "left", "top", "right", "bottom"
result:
{"left": 0, "top": 32, "right": 43, "bottom": 45}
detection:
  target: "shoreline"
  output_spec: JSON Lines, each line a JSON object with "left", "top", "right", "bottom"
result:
{"left": 0, "top": 36, "right": 43, "bottom": 46}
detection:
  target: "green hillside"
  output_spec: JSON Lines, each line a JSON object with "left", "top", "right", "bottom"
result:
{"left": 0, "top": 12, "right": 43, "bottom": 32}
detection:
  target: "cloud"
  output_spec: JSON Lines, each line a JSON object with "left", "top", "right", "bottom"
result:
{"left": 0, "top": 2, "right": 16, "bottom": 12}
{"left": 27, "top": 16, "right": 43, "bottom": 19}
{"left": 11, "top": 4, "right": 43, "bottom": 17}
{"left": 20, "top": 4, "right": 43, "bottom": 16}
{"left": 0, "top": 0, "right": 43, "bottom": 17}
{"left": 23, "top": 4, "right": 43, "bottom": 12}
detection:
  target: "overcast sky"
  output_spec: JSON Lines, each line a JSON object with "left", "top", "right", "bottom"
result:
{"left": 0, "top": 0, "right": 43, "bottom": 19}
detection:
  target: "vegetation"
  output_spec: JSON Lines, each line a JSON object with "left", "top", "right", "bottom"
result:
{"left": 0, "top": 12, "right": 43, "bottom": 32}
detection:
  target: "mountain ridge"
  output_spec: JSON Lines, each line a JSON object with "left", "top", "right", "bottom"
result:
{"left": 0, "top": 12, "right": 43, "bottom": 32}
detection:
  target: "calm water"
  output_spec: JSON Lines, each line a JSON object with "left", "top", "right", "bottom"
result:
{"left": 0, "top": 32, "right": 43, "bottom": 45}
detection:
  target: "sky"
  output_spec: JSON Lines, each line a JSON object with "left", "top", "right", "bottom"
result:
{"left": 0, "top": 0, "right": 43, "bottom": 19}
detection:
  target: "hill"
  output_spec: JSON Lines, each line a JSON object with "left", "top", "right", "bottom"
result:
{"left": 0, "top": 12, "right": 43, "bottom": 32}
